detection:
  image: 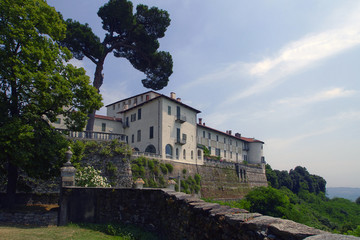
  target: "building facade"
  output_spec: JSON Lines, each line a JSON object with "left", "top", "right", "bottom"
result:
{"left": 53, "top": 91, "right": 265, "bottom": 165}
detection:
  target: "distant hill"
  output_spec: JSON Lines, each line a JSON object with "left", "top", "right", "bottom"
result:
{"left": 326, "top": 187, "right": 360, "bottom": 202}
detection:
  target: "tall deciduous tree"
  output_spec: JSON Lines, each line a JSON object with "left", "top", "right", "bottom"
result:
{"left": 59, "top": 0, "right": 173, "bottom": 131}
{"left": 0, "top": 0, "right": 102, "bottom": 198}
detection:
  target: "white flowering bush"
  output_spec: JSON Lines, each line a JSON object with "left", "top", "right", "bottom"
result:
{"left": 76, "top": 166, "right": 111, "bottom": 187}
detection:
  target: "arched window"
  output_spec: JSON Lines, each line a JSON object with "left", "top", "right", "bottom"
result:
{"left": 134, "top": 147, "right": 140, "bottom": 152}
{"left": 165, "top": 144, "right": 173, "bottom": 158}
{"left": 145, "top": 144, "right": 156, "bottom": 154}
{"left": 176, "top": 148, "right": 179, "bottom": 159}
{"left": 183, "top": 149, "right": 186, "bottom": 159}
{"left": 197, "top": 150, "right": 202, "bottom": 160}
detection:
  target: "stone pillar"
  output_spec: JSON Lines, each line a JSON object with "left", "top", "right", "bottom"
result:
{"left": 167, "top": 180, "right": 176, "bottom": 191}
{"left": 60, "top": 147, "right": 76, "bottom": 187}
{"left": 58, "top": 147, "right": 76, "bottom": 226}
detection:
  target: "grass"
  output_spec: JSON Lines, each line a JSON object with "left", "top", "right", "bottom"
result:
{"left": 0, "top": 223, "right": 159, "bottom": 240}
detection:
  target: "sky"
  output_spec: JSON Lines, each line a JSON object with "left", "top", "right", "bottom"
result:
{"left": 47, "top": 0, "right": 360, "bottom": 188}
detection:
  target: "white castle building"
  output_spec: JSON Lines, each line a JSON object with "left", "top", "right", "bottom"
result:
{"left": 54, "top": 91, "right": 265, "bottom": 166}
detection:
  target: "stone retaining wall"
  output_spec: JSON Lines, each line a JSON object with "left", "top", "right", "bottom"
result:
{"left": 59, "top": 187, "right": 358, "bottom": 240}
{"left": 0, "top": 211, "right": 58, "bottom": 226}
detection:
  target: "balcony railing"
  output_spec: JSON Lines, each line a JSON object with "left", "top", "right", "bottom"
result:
{"left": 176, "top": 138, "right": 186, "bottom": 145}
{"left": 132, "top": 151, "right": 162, "bottom": 159}
{"left": 56, "top": 128, "right": 126, "bottom": 141}
{"left": 175, "top": 115, "right": 186, "bottom": 123}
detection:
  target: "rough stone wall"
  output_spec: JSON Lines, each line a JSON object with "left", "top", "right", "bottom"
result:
{"left": 156, "top": 159, "right": 267, "bottom": 199}
{"left": 59, "top": 187, "right": 357, "bottom": 240}
{"left": 0, "top": 211, "right": 58, "bottom": 226}
{"left": 84, "top": 154, "right": 132, "bottom": 188}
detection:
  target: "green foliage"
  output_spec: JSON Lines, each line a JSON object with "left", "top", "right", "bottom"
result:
{"left": 194, "top": 174, "right": 201, "bottom": 185}
{"left": 0, "top": 0, "right": 102, "bottom": 194}
{"left": 208, "top": 164, "right": 360, "bottom": 236}
{"left": 179, "top": 175, "right": 201, "bottom": 194}
{"left": 160, "top": 163, "right": 168, "bottom": 174}
{"left": 148, "top": 160, "right": 155, "bottom": 170}
{"left": 356, "top": 197, "right": 360, "bottom": 205}
{"left": 265, "top": 165, "right": 326, "bottom": 194}
{"left": 203, "top": 146, "right": 210, "bottom": 157}
{"left": 130, "top": 157, "right": 200, "bottom": 194}
{"left": 59, "top": 0, "right": 173, "bottom": 130}
{"left": 244, "top": 186, "right": 291, "bottom": 218}
{"left": 347, "top": 225, "right": 360, "bottom": 237}
{"left": 165, "top": 163, "right": 173, "bottom": 173}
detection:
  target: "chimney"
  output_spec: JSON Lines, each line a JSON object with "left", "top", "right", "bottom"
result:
{"left": 203, "top": 122, "right": 205, "bottom": 126}
{"left": 226, "top": 131, "right": 229, "bottom": 134}
{"left": 176, "top": 97, "right": 181, "bottom": 102}
{"left": 229, "top": 130, "right": 232, "bottom": 135}
{"left": 235, "top": 133, "right": 241, "bottom": 138}
{"left": 199, "top": 118, "right": 202, "bottom": 125}
{"left": 124, "top": 104, "right": 129, "bottom": 110}
{"left": 170, "top": 92, "right": 176, "bottom": 99}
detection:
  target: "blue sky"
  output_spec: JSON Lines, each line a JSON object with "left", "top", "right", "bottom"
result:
{"left": 48, "top": 0, "right": 360, "bottom": 188}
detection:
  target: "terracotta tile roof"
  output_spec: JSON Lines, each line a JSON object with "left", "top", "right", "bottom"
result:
{"left": 197, "top": 123, "right": 264, "bottom": 144}
{"left": 95, "top": 114, "right": 122, "bottom": 122}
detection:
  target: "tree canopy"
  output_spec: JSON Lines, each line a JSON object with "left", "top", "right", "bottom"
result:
{"left": 0, "top": 0, "right": 102, "bottom": 195}
{"left": 59, "top": 0, "right": 173, "bottom": 130}
{"left": 265, "top": 165, "right": 326, "bottom": 194}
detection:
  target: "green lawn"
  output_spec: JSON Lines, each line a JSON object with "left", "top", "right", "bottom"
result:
{"left": 0, "top": 223, "right": 158, "bottom": 240}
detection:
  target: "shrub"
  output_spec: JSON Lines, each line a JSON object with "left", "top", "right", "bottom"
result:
{"left": 194, "top": 174, "right": 201, "bottom": 185}
{"left": 165, "top": 163, "right": 173, "bottom": 173}
{"left": 148, "top": 160, "right": 155, "bottom": 170}
{"left": 76, "top": 166, "right": 110, "bottom": 187}
{"left": 160, "top": 164, "right": 168, "bottom": 174}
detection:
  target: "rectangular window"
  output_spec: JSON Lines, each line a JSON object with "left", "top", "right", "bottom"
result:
{"left": 224, "top": 150, "right": 226, "bottom": 157}
{"left": 224, "top": 138, "right": 226, "bottom": 144}
{"left": 101, "top": 123, "right": 106, "bottom": 132}
{"left": 168, "top": 106, "right": 171, "bottom": 115}
{"left": 215, "top": 148, "right": 220, "bottom": 157}
{"left": 203, "top": 131, "right": 205, "bottom": 138}
{"left": 208, "top": 132, "right": 211, "bottom": 139}
{"left": 230, "top": 152, "right": 233, "bottom": 158}
{"left": 131, "top": 113, "right": 136, "bottom": 122}
{"left": 141, "top": 95, "right": 144, "bottom": 102}
{"left": 138, "top": 108, "right": 142, "bottom": 120}
{"left": 230, "top": 139, "right": 232, "bottom": 145}
{"left": 208, "top": 147, "right": 211, "bottom": 154}
{"left": 216, "top": 135, "right": 219, "bottom": 141}
{"left": 137, "top": 130, "right": 141, "bottom": 142}
{"left": 149, "top": 126, "right": 154, "bottom": 139}
{"left": 131, "top": 134, "right": 134, "bottom": 143}
{"left": 112, "top": 105, "right": 115, "bottom": 110}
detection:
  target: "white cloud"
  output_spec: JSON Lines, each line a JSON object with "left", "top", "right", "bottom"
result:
{"left": 276, "top": 88, "right": 356, "bottom": 107}
{"left": 266, "top": 126, "right": 336, "bottom": 150}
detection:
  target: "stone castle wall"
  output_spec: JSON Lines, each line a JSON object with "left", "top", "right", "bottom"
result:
{"left": 155, "top": 158, "right": 268, "bottom": 199}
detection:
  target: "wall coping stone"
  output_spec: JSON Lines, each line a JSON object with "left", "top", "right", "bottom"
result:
{"left": 59, "top": 187, "right": 360, "bottom": 240}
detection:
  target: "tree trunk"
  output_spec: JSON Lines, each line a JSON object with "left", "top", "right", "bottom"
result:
{"left": 86, "top": 61, "right": 104, "bottom": 131}
{"left": 5, "top": 161, "right": 18, "bottom": 208}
